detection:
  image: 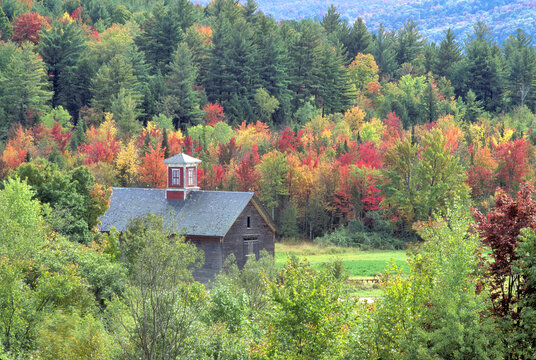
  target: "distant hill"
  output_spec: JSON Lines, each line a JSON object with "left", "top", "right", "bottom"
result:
{"left": 197, "top": 0, "right": 536, "bottom": 43}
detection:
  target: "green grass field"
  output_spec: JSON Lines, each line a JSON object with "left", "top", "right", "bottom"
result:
{"left": 275, "top": 242, "right": 409, "bottom": 297}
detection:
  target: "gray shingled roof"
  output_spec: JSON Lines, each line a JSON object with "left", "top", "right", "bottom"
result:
{"left": 99, "top": 188, "right": 254, "bottom": 237}
{"left": 163, "top": 153, "right": 202, "bottom": 165}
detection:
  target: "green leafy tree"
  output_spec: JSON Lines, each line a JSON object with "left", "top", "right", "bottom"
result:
{"left": 258, "top": 150, "right": 289, "bottom": 219}
{"left": 256, "top": 256, "right": 351, "bottom": 359}
{"left": 382, "top": 129, "right": 467, "bottom": 223}
{"left": 114, "top": 214, "right": 205, "bottom": 360}
{"left": 15, "top": 161, "right": 107, "bottom": 244}
{"left": 368, "top": 203, "right": 502, "bottom": 359}
{"left": 254, "top": 87, "right": 280, "bottom": 124}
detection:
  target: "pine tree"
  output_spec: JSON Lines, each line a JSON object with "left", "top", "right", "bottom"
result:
{"left": 0, "top": 7, "right": 13, "bottom": 41}
{"left": 464, "top": 22, "right": 506, "bottom": 112}
{"left": 395, "top": 19, "right": 425, "bottom": 68}
{"left": 344, "top": 17, "right": 372, "bottom": 61}
{"left": 0, "top": 43, "right": 52, "bottom": 124}
{"left": 316, "top": 41, "right": 354, "bottom": 115}
{"left": 371, "top": 24, "right": 397, "bottom": 80}
{"left": 288, "top": 20, "right": 323, "bottom": 112}
{"left": 435, "top": 28, "right": 462, "bottom": 78}
{"left": 157, "top": 42, "right": 203, "bottom": 129}
{"left": 91, "top": 54, "right": 141, "bottom": 112}
{"left": 135, "top": 2, "right": 184, "bottom": 74}
{"left": 38, "top": 21, "right": 88, "bottom": 117}
{"left": 254, "top": 16, "right": 292, "bottom": 125}
{"left": 503, "top": 29, "right": 536, "bottom": 108}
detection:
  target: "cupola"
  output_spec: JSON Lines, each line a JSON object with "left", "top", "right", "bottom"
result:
{"left": 163, "top": 153, "right": 202, "bottom": 200}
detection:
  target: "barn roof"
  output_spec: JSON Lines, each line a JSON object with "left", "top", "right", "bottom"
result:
{"left": 99, "top": 188, "right": 255, "bottom": 237}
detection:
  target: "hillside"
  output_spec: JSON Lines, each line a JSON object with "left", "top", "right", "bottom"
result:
{"left": 197, "top": 0, "right": 536, "bottom": 43}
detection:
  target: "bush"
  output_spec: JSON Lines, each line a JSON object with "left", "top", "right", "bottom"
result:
{"left": 314, "top": 216, "right": 405, "bottom": 250}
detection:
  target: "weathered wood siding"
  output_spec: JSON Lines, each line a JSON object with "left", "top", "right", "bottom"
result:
{"left": 187, "top": 236, "right": 223, "bottom": 283}
{"left": 222, "top": 202, "right": 275, "bottom": 269}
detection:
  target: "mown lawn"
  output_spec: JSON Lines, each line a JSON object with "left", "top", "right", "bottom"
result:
{"left": 275, "top": 242, "right": 410, "bottom": 297}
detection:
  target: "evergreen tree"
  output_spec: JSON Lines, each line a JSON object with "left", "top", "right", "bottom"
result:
{"left": 316, "top": 41, "right": 354, "bottom": 115}
{"left": 205, "top": 17, "right": 259, "bottom": 123}
{"left": 110, "top": 88, "right": 141, "bottom": 135}
{"left": 343, "top": 17, "right": 372, "bottom": 61}
{"left": 371, "top": 24, "right": 397, "bottom": 80}
{"left": 254, "top": 16, "right": 292, "bottom": 125}
{"left": 70, "top": 117, "right": 86, "bottom": 151}
{"left": 287, "top": 20, "right": 323, "bottom": 112}
{"left": 157, "top": 43, "right": 203, "bottom": 129}
{"left": 321, "top": 5, "right": 343, "bottom": 36}
{"left": 464, "top": 22, "right": 506, "bottom": 112}
{"left": 463, "top": 89, "right": 484, "bottom": 122}
{"left": 395, "top": 19, "right": 425, "bottom": 68}
{"left": 0, "top": 7, "right": 13, "bottom": 41}
{"left": 0, "top": 43, "right": 52, "bottom": 125}
{"left": 168, "top": 0, "right": 198, "bottom": 32}
{"left": 135, "top": 2, "right": 184, "bottom": 74}
{"left": 503, "top": 29, "right": 536, "bottom": 109}
{"left": 435, "top": 28, "right": 462, "bottom": 78}
{"left": 38, "top": 20, "right": 88, "bottom": 118}
{"left": 91, "top": 54, "right": 141, "bottom": 112}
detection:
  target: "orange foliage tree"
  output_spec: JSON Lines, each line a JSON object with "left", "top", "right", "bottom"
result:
{"left": 139, "top": 143, "right": 166, "bottom": 188}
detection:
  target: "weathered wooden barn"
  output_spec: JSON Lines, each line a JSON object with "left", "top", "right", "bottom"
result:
{"left": 99, "top": 153, "right": 277, "bottom": 282}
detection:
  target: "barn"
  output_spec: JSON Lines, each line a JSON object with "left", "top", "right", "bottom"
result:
{"left": 99, "top": 153, "right": 277, "bottom": 283}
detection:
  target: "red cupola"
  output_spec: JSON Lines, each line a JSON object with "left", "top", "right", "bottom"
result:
{"left": 163, "top": 153, "right": 202, "bottom": 200}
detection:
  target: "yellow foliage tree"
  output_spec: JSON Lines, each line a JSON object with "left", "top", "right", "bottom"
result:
{"left": 343, "top": 106, "right": 366, "bottom": 134}
{"left": 116, "top": 139, "right": 140, "bottom": 186}
{"left": 348, "top": 53, "right": 379, "bottom": 92}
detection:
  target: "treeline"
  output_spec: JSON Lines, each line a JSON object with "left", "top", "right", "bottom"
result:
{"left": 0, "top": 0, "right": 535, "bottom": 131}
{"left": 2, "top": 0, "right": 536, "bottom": 242}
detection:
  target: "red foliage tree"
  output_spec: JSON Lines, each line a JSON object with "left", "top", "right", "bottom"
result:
{"left": 235, "top": 152, "right": 259, "bottom": 192}
{"left": 357, "top": 141, "right": 382, "bottom": 169}
{"left": 473, "top": 184, "right": 536, "bottom": 318}
{"left": 139, "top": 143, "right": 166, "bottom": 188}
{"left": 202, "top": 164, "right": 226, "bottom": 190}
{"left": 181, "top": 136, "right": 202, "bottom": 156}
{"left": 277, "top": 127, "right": 304, "bottom": 153}
{"left": 11, "top": 12, "right": 50, "bottom": 44}
{"left": 202, "top": 102, "right": 225, "bottom": 126}
{"left": 494, "top": 138, "right": 530, "bottom": 193}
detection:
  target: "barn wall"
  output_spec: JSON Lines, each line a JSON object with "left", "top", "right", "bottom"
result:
{"left": 222, "top": 202, "right": 275, "bottom": 269}
{"left": 187, "top": 236, "right": 223, "bottom": 283}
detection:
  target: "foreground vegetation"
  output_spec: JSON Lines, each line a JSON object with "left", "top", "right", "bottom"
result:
{"left": 2, "top": 176, "right": 536, "bottom": 359}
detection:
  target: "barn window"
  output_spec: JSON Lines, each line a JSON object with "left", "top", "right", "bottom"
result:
{"left": 247, "top": 216, "right": 251, "bottom": 228}
{"left": 188, "top": 168, "right": 195, "bottom": 186}
{"left": 172, "top": 169, "right": 181, "bottom": 186}
{"left": 244, "top": 238, "right": 259, "bottom": 258}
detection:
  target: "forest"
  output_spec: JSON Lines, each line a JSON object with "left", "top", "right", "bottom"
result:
{"left": 1, "top": 0, "right": 536, "bottom": 358}
{"left": 197, "top": 0, "right": 536, "bottom": 43}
